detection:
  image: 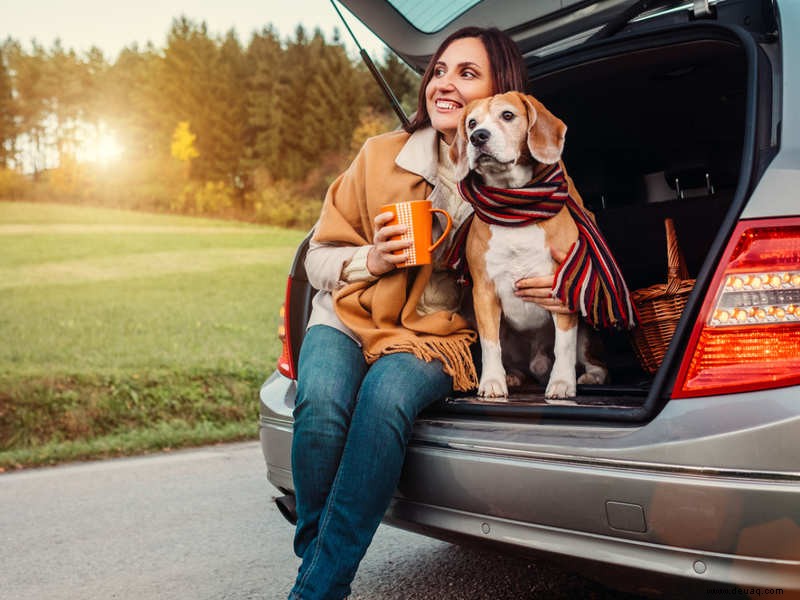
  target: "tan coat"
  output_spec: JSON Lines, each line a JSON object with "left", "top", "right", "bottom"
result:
{"left": 313, "top": 129, "right": 478, "bottom": 391}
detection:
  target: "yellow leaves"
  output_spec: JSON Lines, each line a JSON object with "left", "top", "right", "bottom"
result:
{"left": 170, "top": 121, "right": 199, "bottom": 162}
{"left": 172, "top": 180, "right": 234, "bottom": 215}
{"left": 349, "top": 108, "right": 395, "bottom": 157}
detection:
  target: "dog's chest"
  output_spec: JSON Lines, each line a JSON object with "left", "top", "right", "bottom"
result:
{"left": 485, "top": 223, "right": 554, "bottom": 330}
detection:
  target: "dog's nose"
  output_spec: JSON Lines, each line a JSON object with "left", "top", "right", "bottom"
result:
{"left": 470, "top": 129, "right": 491, "bottom": 146}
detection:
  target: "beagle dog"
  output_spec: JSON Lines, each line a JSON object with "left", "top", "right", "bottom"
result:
{"left": 450, "top": 91, "right": 623, "bottom": 399}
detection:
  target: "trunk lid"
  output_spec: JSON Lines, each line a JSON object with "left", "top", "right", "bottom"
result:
{"left": 338, "top": 0, "right": 740, "bottom": 70}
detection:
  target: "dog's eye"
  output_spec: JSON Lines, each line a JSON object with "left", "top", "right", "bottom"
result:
{"left": 467, "top": 118, "right": 477, "bottom": 130}
{"left": 501, "top": 111, "right": 515, "bottom": 121}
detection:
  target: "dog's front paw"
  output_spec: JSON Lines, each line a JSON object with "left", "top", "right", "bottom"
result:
{"left": 545, "top": 378, "right": 576, "bottom": 398}
{"left": 478, "top": 377, "right": 509, "bottom": 399}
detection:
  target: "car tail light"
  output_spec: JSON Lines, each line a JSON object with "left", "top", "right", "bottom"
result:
{"left": 277, "top": 277, "right": 297, "bottom": 379}
{"left": 672, "top": 217, "right": 800, "bottom": 398}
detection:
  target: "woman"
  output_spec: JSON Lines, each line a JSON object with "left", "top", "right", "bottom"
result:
{"left": 288, "top": 26, "right": 561, "bottom": 600}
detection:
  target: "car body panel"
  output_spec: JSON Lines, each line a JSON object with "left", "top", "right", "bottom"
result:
{"left": 741, "top": 0, "right": 799, "bottom": 218}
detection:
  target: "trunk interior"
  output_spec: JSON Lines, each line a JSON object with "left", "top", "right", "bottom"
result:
{"left": 289, "top": 27, "right": 764, "bottom": 422}
{"left": 440, "top": 29, "right": 755, "bottom": 418}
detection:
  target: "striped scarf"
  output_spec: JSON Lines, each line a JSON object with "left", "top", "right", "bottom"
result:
{"left": 457, "top": 165, "right": 637, "bottom": 329}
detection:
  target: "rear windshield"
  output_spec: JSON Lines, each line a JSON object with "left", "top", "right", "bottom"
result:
{"left": 388, "top": 0, "right": 483, "bottom": 32}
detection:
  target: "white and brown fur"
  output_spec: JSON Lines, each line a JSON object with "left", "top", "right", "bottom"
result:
{"left": 450, "top": 91, "right": 607, "bottom": 399}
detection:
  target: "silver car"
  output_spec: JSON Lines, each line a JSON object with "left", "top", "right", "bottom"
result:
{"left": 260, "top": 0, "right": 800, "bottom": 593}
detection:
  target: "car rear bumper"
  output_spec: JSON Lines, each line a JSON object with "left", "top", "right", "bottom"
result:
{"left": 259, "top": 372, "right": 800, "bottom": 590}
{"left": 384, "top": 496, "right": 800, "bottom": 592}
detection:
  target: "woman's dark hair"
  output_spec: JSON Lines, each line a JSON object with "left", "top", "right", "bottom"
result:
{"left": 405, "top": 26, "right": 526, "bottom": 133}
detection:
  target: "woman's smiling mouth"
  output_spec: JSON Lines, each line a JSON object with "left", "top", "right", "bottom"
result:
{"left": 435, "top": 99, "right": 462, "bottom": 111}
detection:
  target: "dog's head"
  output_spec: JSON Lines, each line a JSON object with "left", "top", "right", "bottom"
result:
{"left": 450, "top": 91, "right": 567, "bottom": 184}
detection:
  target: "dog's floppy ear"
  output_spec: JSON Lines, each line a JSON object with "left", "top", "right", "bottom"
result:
{"left": 522, "top": 93, "right": 567, "bottom": 165}
{"left": 449, "top": 111, "right": 471, "bottom": 181}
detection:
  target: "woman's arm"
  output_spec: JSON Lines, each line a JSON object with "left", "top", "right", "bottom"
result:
{"left": 305, "top": 211, "right": 412, "bottom": 291}
{"left": 305, "top": 238, "right": 368, "bottom": 292}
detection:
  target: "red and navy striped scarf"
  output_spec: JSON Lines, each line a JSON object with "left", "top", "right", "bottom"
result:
{"left": 457, "top": 165, "right": 637, "bottom": 329}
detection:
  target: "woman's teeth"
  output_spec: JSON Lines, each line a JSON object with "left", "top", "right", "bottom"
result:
{"left": 436, "top": 100, "right": 460, "bottom": 110}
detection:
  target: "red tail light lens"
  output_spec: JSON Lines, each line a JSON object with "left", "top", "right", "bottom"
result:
{"left": 672, "top": 217, "right": 800, "bottom": 398}
{"left": 277, "top": 277, "right": 296, "bottom": 379}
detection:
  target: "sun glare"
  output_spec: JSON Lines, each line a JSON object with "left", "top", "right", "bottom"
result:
{"left": 74, "top": 122, "right": 125, "bottom": 166}
{"left": 84, "top": 133, "right": 124, "bottom": 165}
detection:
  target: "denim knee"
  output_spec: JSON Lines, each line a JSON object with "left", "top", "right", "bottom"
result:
{"left": 356, "top": 353, "right": 453, "bottom": 434}
{"left": 294, "top": 326, "right": 367, "bottom": 432}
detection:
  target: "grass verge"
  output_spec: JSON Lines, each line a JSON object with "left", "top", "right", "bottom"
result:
{"left": 0, "top": 369, "right": 263, "bottom": 470}
{"left": 1, "top": 201, "right": 305, "bottom": 469}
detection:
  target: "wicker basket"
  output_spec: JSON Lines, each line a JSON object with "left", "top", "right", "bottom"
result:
{"left": 630, "top": 218, "right": 695, "bottom": 374}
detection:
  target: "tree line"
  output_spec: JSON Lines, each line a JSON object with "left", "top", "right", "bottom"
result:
{"left": 0, "top": 17, "right": 419, "bottom": 226}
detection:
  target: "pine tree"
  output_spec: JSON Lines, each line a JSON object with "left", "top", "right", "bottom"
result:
{"left": 105, "top": 44, "right": 167, "bottom": 160}
{"left": 244, "top": 26, "right": 284, "bottom": 179}
{"left": 4, "top": 40, "right": 49, "bottom": 175}
{"left": 274, "top": 25, "right": 311, "bottom": 180}
{"left": 0, "top": 44, "right": 17, "bottom": 168}
{"left": 274, "top": 26, "right": 367, "bottom": 180}
{"left": 161, "top": 17, "right": 218, "bottom": 178}
{"left": 45, "top": 40, "right": 97, "bottom": 163}
{"left": 206, "top": 30, "right": 248, "bottom": 187}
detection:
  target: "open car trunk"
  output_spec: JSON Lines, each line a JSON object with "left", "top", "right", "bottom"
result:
{"left": 286, "top": 20, "right": 775, "bottom": 424}
{"left": 430, "top": 23, "right": 774, "bottom": 421}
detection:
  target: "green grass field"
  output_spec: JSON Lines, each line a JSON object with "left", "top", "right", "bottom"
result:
{"left": 0, "top": 201, "right": 306, "bottom": 469}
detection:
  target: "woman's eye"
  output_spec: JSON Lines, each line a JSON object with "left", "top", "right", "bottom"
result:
{"left": 501, "top": 111, "right": 515, "bottom": 121}
{"left": 434, "top": 67, "right": 445, "bottom": 77}
{"left": 462, "top": 70, "right": 476, "bottom": 79}
{"left": 467, "top": 119, "right": 477, "bottom": 129}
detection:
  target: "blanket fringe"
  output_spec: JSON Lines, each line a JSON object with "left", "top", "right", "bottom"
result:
{"left": 365, "top": 332, "right": 478, "bottom": 392}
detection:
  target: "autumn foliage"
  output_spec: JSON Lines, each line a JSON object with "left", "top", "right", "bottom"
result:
{"left": 0, "top": 18, "right": 418, "bottom": 228}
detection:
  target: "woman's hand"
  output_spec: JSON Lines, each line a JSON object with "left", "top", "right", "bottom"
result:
{"left": 366, "top": 211, "right": 413, "bottom": 276}
{"left": 513, "top": 248, "right": 574, "bottom": 314}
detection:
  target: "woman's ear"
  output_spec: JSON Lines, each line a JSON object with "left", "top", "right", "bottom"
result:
{"left": 449, "top": 116, "right": 471, "bottom": 181}
{"left": 522, "top": 94, "right": 567, "bottom": 165}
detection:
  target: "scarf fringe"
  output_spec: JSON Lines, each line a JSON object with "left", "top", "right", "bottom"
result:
{"left": 364, "top": 332, "right": 478, "bottom": 392}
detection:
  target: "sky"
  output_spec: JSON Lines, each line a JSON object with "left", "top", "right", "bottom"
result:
{"left": 0, "top": 0, "right": 388, "bottom": 60}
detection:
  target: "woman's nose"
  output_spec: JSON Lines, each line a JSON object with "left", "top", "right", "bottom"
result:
{"left": 434, "top": 73, "right": 457, "bottom": 92}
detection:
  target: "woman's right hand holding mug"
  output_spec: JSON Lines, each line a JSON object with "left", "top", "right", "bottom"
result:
{"left": 366, "top": 211, "right": 412, "bottom": 276}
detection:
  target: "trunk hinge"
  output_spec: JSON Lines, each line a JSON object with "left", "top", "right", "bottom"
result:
{"left": 692, "top": 0, "right": 716, "bottom": 19}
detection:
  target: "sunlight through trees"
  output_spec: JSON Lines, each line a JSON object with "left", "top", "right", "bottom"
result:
{"left": 0, "top": 17, "right": 419, "bottom": 226}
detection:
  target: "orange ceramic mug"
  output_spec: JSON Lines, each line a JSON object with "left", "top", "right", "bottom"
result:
{"left": 379, "top": 200, "right": 453, "bottom": 267}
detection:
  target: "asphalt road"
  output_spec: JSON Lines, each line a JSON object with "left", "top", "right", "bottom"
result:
{"left": 0, "top": 442, "right": 643, "bottom": 600}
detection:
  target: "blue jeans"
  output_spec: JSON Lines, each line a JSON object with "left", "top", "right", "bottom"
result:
{"left": 288, "top": 325, "right": 453, "bottom": 600}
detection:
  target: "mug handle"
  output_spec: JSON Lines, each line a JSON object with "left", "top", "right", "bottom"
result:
{"left": 428, "top": 208, "right": 453, "bottom": 252}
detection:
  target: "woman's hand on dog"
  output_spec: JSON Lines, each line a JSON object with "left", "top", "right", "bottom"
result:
{"left": 367, "top": 211, "right": 413, "bottom": 276}
{"left": 514, "top": 248, "right": 574, "bottom": 314}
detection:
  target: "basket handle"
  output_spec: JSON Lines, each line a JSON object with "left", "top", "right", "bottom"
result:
{"left": 665, "top": 218, "right": 689, "bottom": 294}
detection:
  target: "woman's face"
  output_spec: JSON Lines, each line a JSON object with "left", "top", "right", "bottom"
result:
{"left": 425, "top": 36, "right": 494, "bottom": 145}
